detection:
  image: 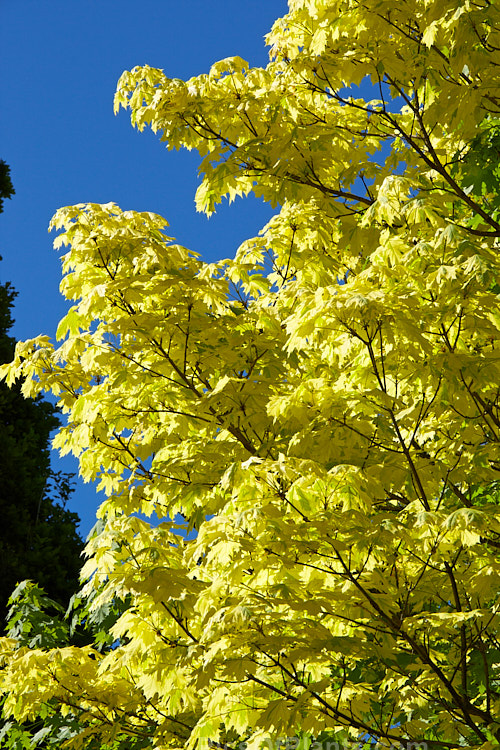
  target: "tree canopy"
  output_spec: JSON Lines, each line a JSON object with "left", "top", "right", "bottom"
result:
{"left": 1, "top": 1, "right": 500, "bottom": 748}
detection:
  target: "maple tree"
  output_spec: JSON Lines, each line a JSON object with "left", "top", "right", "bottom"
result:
{"left": 1, "top": 0, "right": 500, "bottom": 748}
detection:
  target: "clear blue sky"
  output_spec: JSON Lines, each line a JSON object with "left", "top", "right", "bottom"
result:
{"left": 1, "top": 0, "right": 288, "bottom": 537}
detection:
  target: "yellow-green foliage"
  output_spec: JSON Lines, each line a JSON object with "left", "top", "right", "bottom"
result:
{"left": 2, "top": 1, "right": 500, "bottom": 748}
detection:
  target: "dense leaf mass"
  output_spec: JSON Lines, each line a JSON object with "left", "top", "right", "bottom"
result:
{"left": 1, "top": 1, "right": 500, "bottom": 748}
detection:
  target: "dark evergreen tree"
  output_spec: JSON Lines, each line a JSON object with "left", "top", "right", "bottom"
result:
{"left": 0, "top": 160, "right": 14, "bottom": 213}
{"left": 0, "top": 162, "right": 83, "bottom": 628}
